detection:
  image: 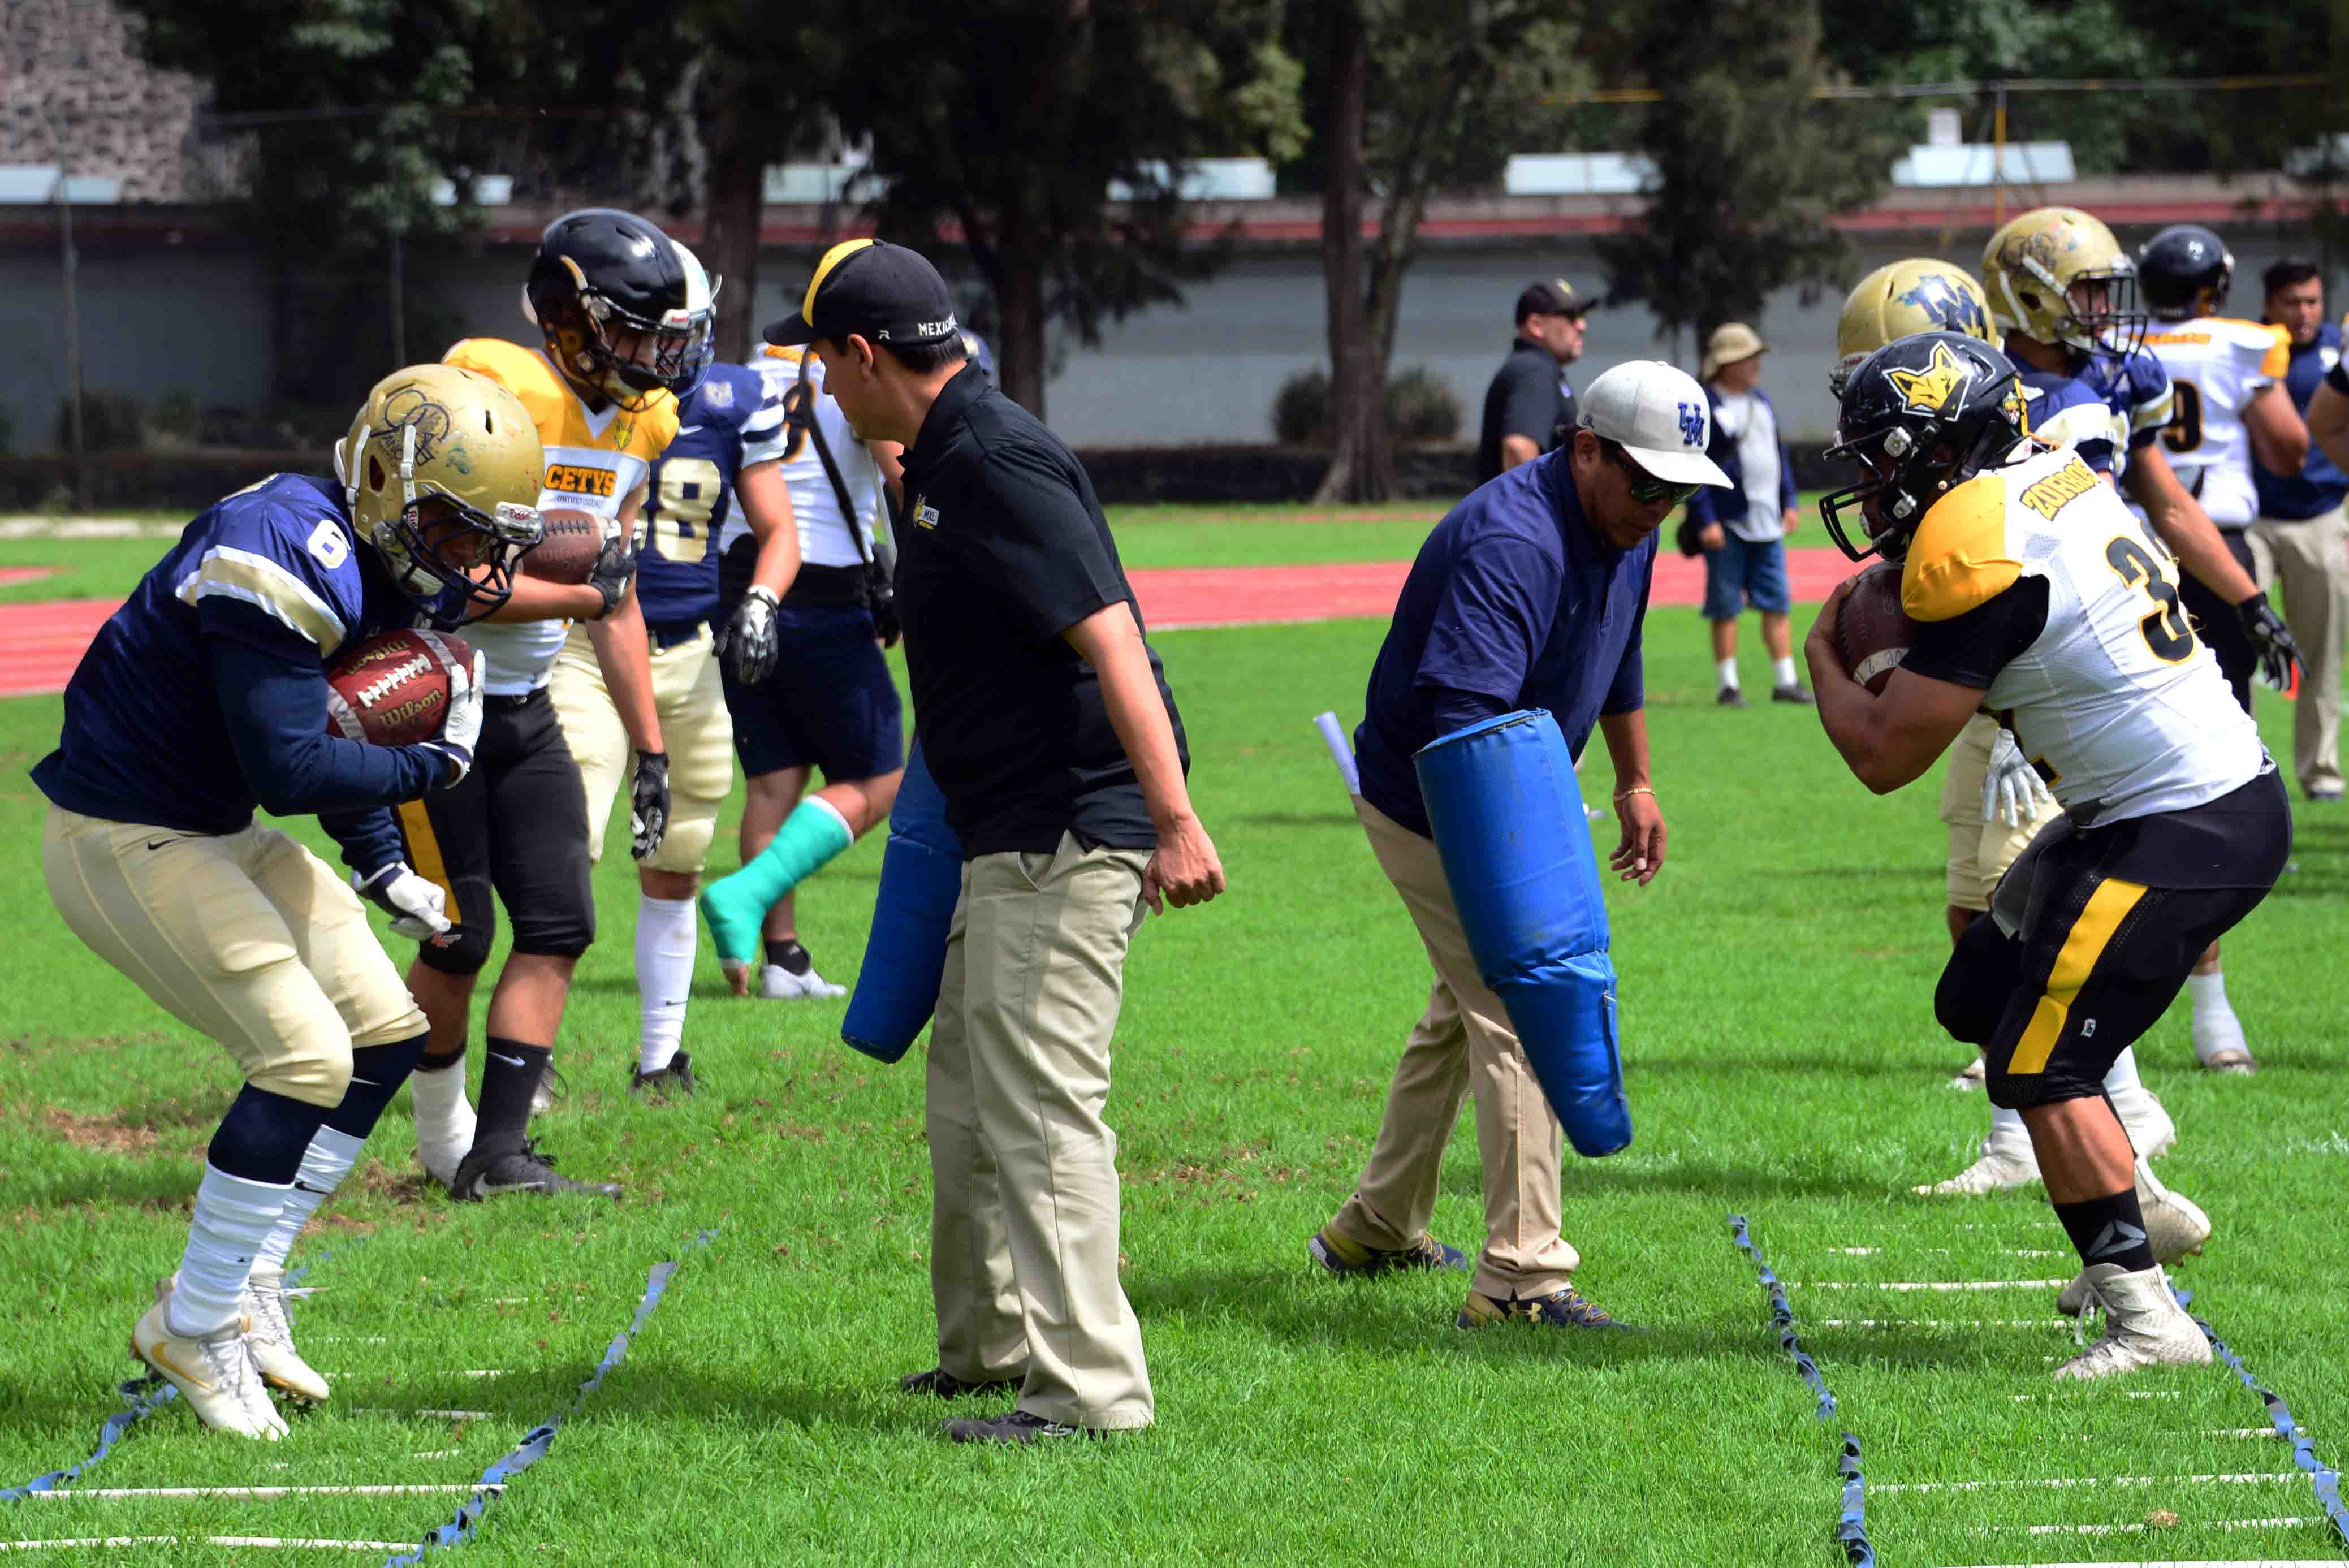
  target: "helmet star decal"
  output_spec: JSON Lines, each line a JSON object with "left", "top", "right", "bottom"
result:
{"left": 1886, "top": 339, "right": 1974, "bottom": 416}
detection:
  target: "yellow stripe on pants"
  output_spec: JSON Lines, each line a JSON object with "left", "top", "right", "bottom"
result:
{"left": 2008, "top": 877, "right": 2148, "bottom": 1075}
{"left": 397, "top": 799, "right": 459, "bottom": 926}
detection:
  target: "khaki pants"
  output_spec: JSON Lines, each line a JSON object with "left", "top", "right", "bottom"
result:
{"left": 924, "top": 833, "right": 1154, "bottom": 1430}
{"left": 547, "top": 623, "right": 735, "bottom": 874}
{"left": 41, "top": 806, "right": 426, "bottom": 1107}
{"left": 2249, "top": 506, "right": 2349, "bottom": 796}
{"left": 1938, "top": 713, "right": 2065, "bottom": 912}
{"left": 1327, "top": 798, "right": 1579, "bottom": 1301}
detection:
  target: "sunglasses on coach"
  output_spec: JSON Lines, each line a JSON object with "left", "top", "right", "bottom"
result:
{"left": 1602, "top": 441, "right": 1700, "bottom": 507}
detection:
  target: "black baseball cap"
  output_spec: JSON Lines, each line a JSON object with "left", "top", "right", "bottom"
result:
{"left": 1515, "top": 277, "right": 1589, "bottom": 324}
{"left": 763, "top": 238, "right": 961, "bottom": 348}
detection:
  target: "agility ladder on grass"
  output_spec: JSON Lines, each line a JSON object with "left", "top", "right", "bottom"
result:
{"left": 2174, "top": 1285, "right": 2349, "bottom": 1550}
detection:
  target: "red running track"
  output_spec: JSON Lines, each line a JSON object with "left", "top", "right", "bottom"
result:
{"left": 0, "top": 549, "right": 1863, "bottom": 698}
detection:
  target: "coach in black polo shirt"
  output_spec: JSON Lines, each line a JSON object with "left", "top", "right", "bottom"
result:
{"left": 1478, "top": 278, "right": 1590, "bottom": 483}
{"left": 766, "top": 239, "right": 1224, "bottom": 1446}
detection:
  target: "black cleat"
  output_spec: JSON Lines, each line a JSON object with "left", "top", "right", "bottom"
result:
{"left": 629, "top": 1051, "right": 697, "bottom": 1099}
{"left": 900, "top": 1366, "right": 1018, "bottom": 1400}
{"left": 1457, "top": 1284, "right": 1633, "bottom": 1331}
{"left": 942, "top": 1409, "right": 1106, "bottom": 1445}
{"left": 1771, "top": 684, "right": 1816, "bottom": 706}
{"left": 449, "top": 1139, "right": 621, "bottom": 1202}
{"left": 1717, "top": 686, "right": 1749, "bottom": 709}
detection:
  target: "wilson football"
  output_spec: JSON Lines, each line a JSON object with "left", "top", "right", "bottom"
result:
{"left": 1834, "top": 561, "right": 1915, "bottom": 696}
{"left": 325, "top": 629, "right": 472, "bottom": 746}
{"left": 520, "top": 506, "right": 607, "bottom": 585}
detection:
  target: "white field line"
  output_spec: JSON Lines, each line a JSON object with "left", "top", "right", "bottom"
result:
{"left": 1876, "top": 1472, "right": 2296, "bottom": 1495}
{"left": 2012, "top": 1389, "right": 2180, "bottom": 1402}
{"left": 1826, "top": 1247, "right": 2067, "bottom": 1258}
{"left": 1819, "top": 1319, "right": 2071, "bottom": 1329}
{"left": 348, "top": 1407, "right": 491, "bottom": 1420}
{"left": 1990, "top": 1517, "right": 2327, "bottom": 1539}
{"left": 1790, "top": 1280, "right": 2071, "bottom": 1291}
{"left": 31, "top": 1485, "right": 495, "bottom": 1501}
{"left": 0, "top": 1540, "right": 413, "bottom": 1554}
{"left": 409, "top": 1449, "right": 461, "bottom": 1459}
{"left": 1955, "top": 1558, "right": 2349, "bottom": 1566}
{"left": 323, "top": 1370, "right": 505, "bottom": 1379}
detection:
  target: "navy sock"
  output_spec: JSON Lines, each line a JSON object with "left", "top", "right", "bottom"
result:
{"left": 474, "top": 1035, "right": 550, "bottom": 1157}
{"left": 209, "top": 1083, "right": 333, "bottom": 1185}
{"left": 2054, "top": 1188, "right": 2157, "bottom": 1273}
{"left": 765, "top": 937, "right": 811, "bottom": 976}
{"left": 321, "top": 1032, "right": 429, "bottom": 1139}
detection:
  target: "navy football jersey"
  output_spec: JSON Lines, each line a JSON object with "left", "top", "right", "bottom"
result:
{"left": 636, "top": 362, "right": 785, "bottom": 628}
{"left": 2076, "top": 348, "right": 2175, "bottom": 474}
{"left": 32, "top": 473, "right": 413, "bottom": 834}
{"left": 2018, "top": 368, "right": 2124, "bottom": 478}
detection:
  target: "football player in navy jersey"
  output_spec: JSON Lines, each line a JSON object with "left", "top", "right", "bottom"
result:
{"left": 547, "top": 356, "right": 801, "bottom": 1093}
{"left": 33, "top": 365, "right": 543, "bottom": 1438}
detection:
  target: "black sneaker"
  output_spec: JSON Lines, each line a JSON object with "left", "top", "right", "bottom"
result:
{"left": 1457, "top": 1284, "right": 1631, "bottom": 1330}
{"left": 450, "top": 1139, "right": 621, "bottom": 1202}
{"left": 942, "top": 1409, "right": 1105, "bottom": 1445}
{"left": 629, "top": 1051, "right": 697, "bottom": 1099}
{"left": 900, "top": 1366, "right": 1018, "bottom": 1400}
{"left": 1771, "top": 684, "right": 1815, "bottom": 706}
{"left": 1307, "top": 1225, "right": 1468, "bottom": 1278}
{"left": 1717, "top": 686, "right": 1748, "bottom": 708}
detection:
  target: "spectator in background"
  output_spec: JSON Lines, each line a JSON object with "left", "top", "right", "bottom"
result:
{"left": 2253, "top": 260, "right": 2349, "bottom": 802}
{"left": 1686, "top": 323, "right": 1808, "bottom": 707}
{"left": 1478, "top": 279, "right": 1588, "bottom": 482}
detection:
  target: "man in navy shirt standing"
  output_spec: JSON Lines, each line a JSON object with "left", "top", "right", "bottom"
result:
{"left": 2252, "top": 260, "right": 2349, "bottom": 802}
{"left": 1312, "top": 361, "right": 1729, "bottom": 1331}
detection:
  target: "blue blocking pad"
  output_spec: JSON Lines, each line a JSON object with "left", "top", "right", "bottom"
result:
{"left": 1414, "top": 709, "right": 1631, "bottom": 1157}
{"left": 841, "top": 741, "right": 962, "bottom": 1064}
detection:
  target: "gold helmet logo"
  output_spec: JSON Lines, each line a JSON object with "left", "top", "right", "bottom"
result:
{"left": 1886, "top": 340, "right": 1974, "bottom": 416}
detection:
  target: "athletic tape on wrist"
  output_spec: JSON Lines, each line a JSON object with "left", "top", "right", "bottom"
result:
{"left": 0, "top": 1243, "right": 350, "bottom": 1503}
{"left": 1730, "top": 1215, "right": 1876, "bottom": 1568}
{"left": 2174, "top": 1284, "right": 2349, "bottom": 1549}
{"left": 377, "top": 1230, "right": 713, "bottom": 1567}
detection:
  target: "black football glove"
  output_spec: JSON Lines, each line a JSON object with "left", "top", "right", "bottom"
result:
{"left": 631, "top": 749, "right": 670, "bottom": 861}
{"left": 867, "top": 564, "right": 901, "bottom": 650}
{"left": 585, "top": 535, "right": 637, "bottom": 619}
{"left": 723, "top": 586, "right": 780, "bottom": 685}
{"left": 2236, "top": 591, "right": 2300, "bottom": 691}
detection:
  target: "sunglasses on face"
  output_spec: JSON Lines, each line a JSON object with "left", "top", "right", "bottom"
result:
{"left": 1605, "top": 443, "right": 1699, "bottom": 507}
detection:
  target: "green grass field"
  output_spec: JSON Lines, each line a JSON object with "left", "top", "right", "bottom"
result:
{"left": 1, "top": 505, "right": 2344, "bottom": 1566}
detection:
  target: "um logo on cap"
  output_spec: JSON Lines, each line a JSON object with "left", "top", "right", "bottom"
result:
{"left": 1678, "top": 402, "right": 1704, "bottom": 445}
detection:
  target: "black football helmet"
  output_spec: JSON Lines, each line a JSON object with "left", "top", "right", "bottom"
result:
{"left": 1819, "top": 331, "right": 2028, "bottom": 563}
{"left": 524, "top": 208, "right": 718, "bottom": 410}
{"left": 2138, "top": 225, "right": 2233, "bottom": 322}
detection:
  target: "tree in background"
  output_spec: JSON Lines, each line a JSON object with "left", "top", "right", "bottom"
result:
{"left": 1597, "top": 0, "right": 1897, "bottom": 355}
{"left": 1302, "top": 0, "right": 1590, "bottom": 502}
{"left": 819, "top": 0, "right": 1302, "bottom": 416}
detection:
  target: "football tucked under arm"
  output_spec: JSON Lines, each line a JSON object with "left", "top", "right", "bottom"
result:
{"left": 1832, "top": 561, "right": 1915, "bottom": 695}
{"left": 323, "top": 629, "right": 472, "bottom": 746}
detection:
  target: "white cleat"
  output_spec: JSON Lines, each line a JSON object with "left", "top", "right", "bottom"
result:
{"left": 2053, "top": 1263, "right": 2212, "bottom": 1380}
{"left": 1948, "top": 1052, "right": 1987, "bottom": 1092}
{"left": 1916, "top": 1123, "right": 2041, "bottom": 1195}
{"left": 759, "top": 962, "right": 847, "bottom": 1000}
{"left": 130, "top": 1298, "right": 286, "bottom": 1440}
{"left": 2108, "top": 1083, "right": 2177, "bottom": 1160}
{"left": 2192, "top": 1007, "right": 2258, "bottom": 1074}
{"left": 2058, "top": 1159, "right": 2212, "bottom": 1315}
{"left": 241, "top": 1268, "right": 330, "bottom": 1403}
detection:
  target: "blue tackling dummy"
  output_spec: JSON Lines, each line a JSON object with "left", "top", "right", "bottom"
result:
{"left": 1414, "top": 709, "right": 1631, "bottom": 1157}
{"left": 841, "top": 741, "right": 961, "bottom": 1063}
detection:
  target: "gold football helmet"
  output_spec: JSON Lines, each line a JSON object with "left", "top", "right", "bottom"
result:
{"left": 1832, "top": 259, "right": 1996, "bottom": 396}
{"left": 335, "top": 364, "right": 546, "bottom": 627}
{"left": 1980, "top": 206, "right": 2143, "bottom": 357}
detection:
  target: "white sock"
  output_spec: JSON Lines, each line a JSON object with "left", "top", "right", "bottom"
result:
{"left": 2102, "top": 1047, "right": 2143, "bottom": 1095}
{"left": 170, "top": 1165, "right": 290, "bottom": 1337}
{"left": 2187, "top": 969, "right": 2231, "bottom": 1018}
{"left": 1989, "top": 1104, "right": 2028, "bottom": 1142}
{"left": 410, "top": 1058, "right": 474, "bottom": 1144}
{"left": 256, "top": 1128, "right": 364, "bottom": 1275}
{"left": 1716, "top": 657, "right": 1741, "bottom": 690}
{"left": 1772, "top": 655, "right": 1799, "bottom": 688}
{"left": 636, "top": 893, "right": 697, "bottom": 1074}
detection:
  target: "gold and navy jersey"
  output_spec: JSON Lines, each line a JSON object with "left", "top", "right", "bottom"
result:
{"left": 2075, "top": 349, "right": 2176, "bottom": 481}
{"left": 2141, "top": 316, "right": 2291, "bottom": 526}
{"left": 636, "top": 361, "right": 780, "bottom": 630}
{"left": 31, "top": 474, "right": 414, "bottom": 833}
{"left": 1902, "top": 444, "right": 2263, "bottom": 824}
{"left": 442, "top": 338, "right": 678, "bottom": 693}
{"left": 2018, "top": 368, "right": 2125, "bottom": 477}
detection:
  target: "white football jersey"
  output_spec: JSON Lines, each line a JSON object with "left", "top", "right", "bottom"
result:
{"left": 724, "top": 348, "right": 884, "bottom": 570}
{"left": 2140, "top": 317, "right": 2289, "bottom": 526}
{"left": 1902, "top": 444, "right": 2264, "bottom": 824}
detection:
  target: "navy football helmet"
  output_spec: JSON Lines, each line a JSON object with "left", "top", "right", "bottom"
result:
{"left": 1819, "top": 332, "right": 2028, "bottom": 563}
{"left": 525, "top": 209, "right": 718, "bottom": 410}
{"left": 2138, "top": 225, "right": 2233, "bottom": 322}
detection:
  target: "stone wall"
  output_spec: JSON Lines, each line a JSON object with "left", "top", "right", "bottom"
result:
{"left": 1, "top": 0, "right": 214, "bottom": 201}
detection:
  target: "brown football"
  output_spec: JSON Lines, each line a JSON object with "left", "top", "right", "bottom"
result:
{"left": 325, "top": 629, "right": 472, "bottom": 746}
{"left": 519, "top": 506, "right": 607, "bottom": 584}
{"left": 1834, "top": 561, "right": 1915, "bottom": 696}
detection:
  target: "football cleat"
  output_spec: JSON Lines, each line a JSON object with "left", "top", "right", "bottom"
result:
{"left": 1916, "top": 1121, "right": 2040, "bottom": 1196}
{"left": 240, "top": 1268, "right": 329, "bottom": 1403}
{"left": 2192, "top": 1005, "right": 2257, "bottom": 1074}
{"left": 131, "top": 1297, "right": 285, "bottom": 1440}
{"left": 1307, "top": 1226, "right": 1467, "bottom": 1278}
{"left": 759, "top": 962, "right": 847, "bottom": 1000}
{"left": 2058, "top": 1160, "right": 2210, "bottom": 1315}
{"left": 2053, "top": 1263, "right": 2210, "bottom": 1381}
{"left": 450, "top": 1139, "right": 621, "bottom": 1202}
{"left": 628, "top": 1051, "right": 697, "bottom": 1099}
{"left": 1457, "top": 1284, "right": 1630, "bottom": 1331}
{"left": 1948, "top": 1052, "right": 1986, "bottom": 1092}
{"left": 901, "top": 1366, "right": 1018, "bottom": 1400}
{"left": 942, "top": 1410, "right": 1104, "bottom": 1445}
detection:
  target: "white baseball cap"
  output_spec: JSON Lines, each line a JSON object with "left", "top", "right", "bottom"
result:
{"left": 1576, "top": 361, "right": 1733, "bottom": 488}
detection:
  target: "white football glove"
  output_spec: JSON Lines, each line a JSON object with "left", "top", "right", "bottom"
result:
{"left": 353, "top": 862, "right": 452, "bottom": 941}
{"left": 422, "top": 650, "right": 484, "bottom": 787}
{"left": 1981, "top": 726, "right": 2053, "bottom": 828}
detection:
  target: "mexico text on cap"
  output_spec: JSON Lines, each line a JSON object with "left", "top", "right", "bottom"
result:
{"left": 763, "top": 239, "right": 961, "bottom": 349}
